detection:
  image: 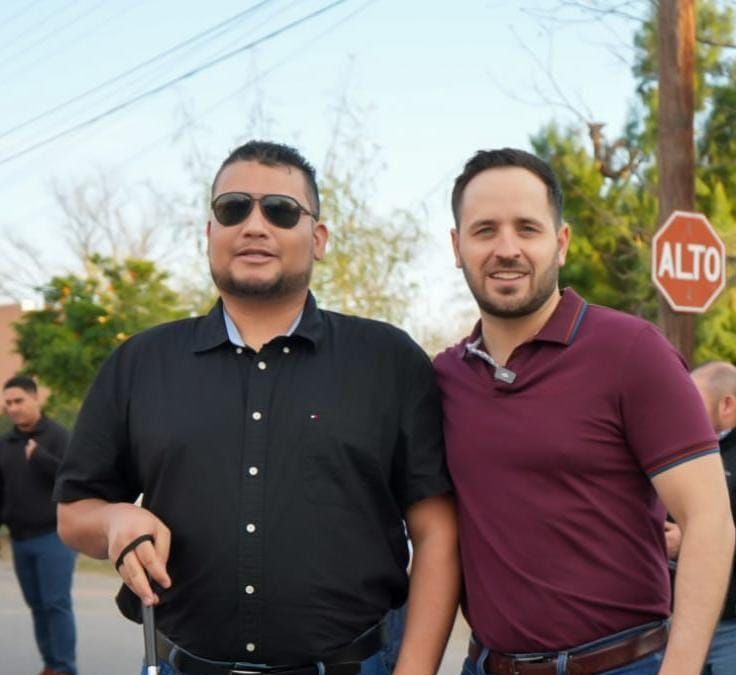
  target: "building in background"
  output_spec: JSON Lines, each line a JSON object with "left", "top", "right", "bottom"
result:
{"left": 0, "top": 303, "right": 24, "bottom": 386}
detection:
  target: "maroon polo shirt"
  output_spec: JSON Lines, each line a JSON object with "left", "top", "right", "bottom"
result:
{"left": 434, "top": 288, "right": 718, "bottom": 652}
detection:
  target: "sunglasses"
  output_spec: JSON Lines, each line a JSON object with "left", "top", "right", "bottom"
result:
{"left": 211, "top": 192, "right": 318, "bottom": 230}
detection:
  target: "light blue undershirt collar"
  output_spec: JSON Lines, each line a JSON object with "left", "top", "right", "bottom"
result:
{"left": 222, "top": 305, "right": 303, "bottom": 348}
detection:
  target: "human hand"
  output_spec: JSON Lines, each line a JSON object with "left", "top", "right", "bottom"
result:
{"left": 105, "top": 503, "right": 172, "bottom": 606}
{"left": 664, "top": 521, "right": 682, "bottom": 560}
{"left": 24, "top": 439, "right": 38, "bottom": 459}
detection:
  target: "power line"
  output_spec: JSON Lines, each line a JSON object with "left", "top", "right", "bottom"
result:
{"left": 0, "top": 0, "right": 79, "bottom": 60}
{"left": 0, "top": 1, "right": 106, "bottom": 71}
{"left": 0, "top": 0, "right": 278, "bottom": 144}
{"left": 0, "top": 0, "right": 351, "bottom": 168}
{"left": 89, "top": 0, "right": 308, "bottom": 129}
{"left": 0, "top": 0, "right": 147, "bottom": 88}
{"left": 116, "top": 0, "right": 378, "bottom": 171}
{"left": 0, "top": 0, "right": 45, "bottom": 28}
{"left": 1, "top": 0, "right": 375, "bottom": 229}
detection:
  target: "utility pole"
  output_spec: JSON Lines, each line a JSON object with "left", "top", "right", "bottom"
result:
{"left": 657, "top": 0, "right": 697, "bottom": 364}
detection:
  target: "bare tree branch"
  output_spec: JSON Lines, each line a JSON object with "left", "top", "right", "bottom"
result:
{"left": 697, "top": 36, "right": 736, "bottom": 49}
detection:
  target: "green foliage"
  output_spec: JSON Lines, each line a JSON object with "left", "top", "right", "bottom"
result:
{"left": 532, "top": 124, "right": 658, "bottom": 319}
{"left": 15, "top": 255, "right": 188, "bottom": 424}
{"left": 313, "top": 171, "right": 422, "bottom": 325}
{"left": 310, "top": 110, "right": 423, "bottom": 325}
{"left": 531, "top": 0, "right": 736, "bottom": 362}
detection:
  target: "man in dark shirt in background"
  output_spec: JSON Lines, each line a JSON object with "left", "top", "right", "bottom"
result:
{"left": 55, "top": 140, "right": 459, "bottom": 675}
{"left": 0, "top": 375, "right": 76, "bottom": 675}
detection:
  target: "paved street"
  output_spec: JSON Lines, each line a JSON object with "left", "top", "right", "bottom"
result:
{"left": 0, "top": 556, "right": 469, "bottom": 675}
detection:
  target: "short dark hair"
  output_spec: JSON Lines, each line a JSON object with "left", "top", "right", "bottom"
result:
{"left": 451, "top": 147, "right": 563, "bottom": 229}
{"left": 3, "top": 374, "right": 37, "bottom": 394}
{"left": 212, "top": 140, "right": 320, "bottom": 218}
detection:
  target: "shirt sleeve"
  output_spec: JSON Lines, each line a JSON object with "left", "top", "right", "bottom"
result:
{"left": 53, "top": 344, "right": 140, "bottom": 504}
{"left": 396, "top": 338, "right": 453, "bottom": 509}
{"left": 619, "top": 324, "right": 718, "bottom": 477}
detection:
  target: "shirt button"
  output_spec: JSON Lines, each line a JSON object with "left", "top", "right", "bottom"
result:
{"left": 257, "top": 361, "right": 267, "bottom": 370}
{"left": 244, "top": 585, "right": 255, "bottom": 594}
{"left": 246, "top": 523, "right": 256, "bottom": 533}
{"left": 248, "top": 466, "right": 259, "bottom": 476}
{"left": 236, "top": 347, "right": 243, "bottom": 354}
{"left": 282, "top": 346, "right": 290, "bottom": 354}
{"left": 246, "top": 643, "right": 256, "bottom": 653}
{"left": 252, "top": 411, "right": 262, "bottom": 421}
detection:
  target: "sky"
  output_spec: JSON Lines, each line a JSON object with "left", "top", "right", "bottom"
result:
{"left": 0, "top": 0, "right": 642, "bottom": 330}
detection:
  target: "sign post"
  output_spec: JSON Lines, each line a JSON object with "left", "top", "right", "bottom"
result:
{"left": 652, "top": 210, "right": 726, "bottom": 314}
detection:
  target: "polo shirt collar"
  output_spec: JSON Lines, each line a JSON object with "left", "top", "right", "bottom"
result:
{"left": 534, "top": 287, "right": 588, "bottom": 345}
{"left": 192, "top": 293, "right": 324, "bottom": 353}
{"left": 460, "top": 287, "right": 588, "bottom": 360}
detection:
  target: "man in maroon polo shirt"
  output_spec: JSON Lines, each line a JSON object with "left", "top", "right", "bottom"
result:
{"left": 434, "top": 147, "right": 734, "bottom": 675}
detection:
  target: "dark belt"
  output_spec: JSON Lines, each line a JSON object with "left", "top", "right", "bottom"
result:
{"left": 156, "top": 620, "right": 387, "bottom": 675}
{"left": 467, "top": 623, "right": 668, "bottom": 675}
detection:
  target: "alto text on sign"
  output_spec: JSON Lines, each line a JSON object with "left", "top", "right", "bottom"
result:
{"left": 651, "top": 211, "right": 726, "bottom": 313}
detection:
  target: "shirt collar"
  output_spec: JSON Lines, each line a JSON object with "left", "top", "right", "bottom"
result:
{"left": 223, "top": 306, "right": 303, "bottom": 348}
{"left": 531, "top": 287, "right": 588, "bottom": 345}
{"left": 460, "top": 287, "right": 588, "bottom": 361}
{"left": 9, "top": 414, "right": 48, "bottom": 440}
{"left": 192, "top": 293, "right": 324, "bottom": 353}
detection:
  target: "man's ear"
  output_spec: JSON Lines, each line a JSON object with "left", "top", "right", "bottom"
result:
{"left": 720, "top": 393, "right": 736, "bottom": 428}
{"left": 313, "top": 222, "right": 329, "bottom": 261}
{"left": 557, "top": 222, "right": 571, "bottom": 267}
{"left": 451, "top": 227, "right": 462, "bottom": 268}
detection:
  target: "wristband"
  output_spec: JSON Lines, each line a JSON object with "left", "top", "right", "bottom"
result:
{"left": 115, "top": 534, "right": 155, "bottom": 570}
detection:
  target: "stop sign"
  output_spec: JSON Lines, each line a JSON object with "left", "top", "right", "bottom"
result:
{"left": 651, "top": 210, "right": 726, "bottom": 313}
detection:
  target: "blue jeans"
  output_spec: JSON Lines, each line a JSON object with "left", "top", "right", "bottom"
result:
{"left": 145, "top": 605, "right": 407, "bottom": 675}
{"left": 360, "top": 605, "right": 406, "bottom": 675}
{"left": 462, "top": 622, "right": 666, "bottom": 675}
{"left": 11, "top": 530, "right": 77, "bottom": 675}
{"left": 703, "top": 617, "right": 736, "bottom": 675}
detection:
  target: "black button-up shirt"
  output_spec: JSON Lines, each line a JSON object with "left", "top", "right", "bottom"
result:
{"left": 55, "top": 293, "right": 451, "bottom": 664}
{"left": 1, "top": 415, "right": 68, "bottom": 540}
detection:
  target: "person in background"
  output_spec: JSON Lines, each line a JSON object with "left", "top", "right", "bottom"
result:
{"left": 0, "top": 374, "right": 76, "bottom": 675}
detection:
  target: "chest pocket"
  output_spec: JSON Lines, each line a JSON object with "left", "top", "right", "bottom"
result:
{"left": 300, "top": 412, "right": 389, "bottom": 509}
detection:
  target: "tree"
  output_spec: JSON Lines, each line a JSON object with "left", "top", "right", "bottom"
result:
{"left": 313, "top": 127, "right": 424, "bottom": 325}
{"left": 15, "top": 255, "right": 187, "bottom": 424}
{"left": 241, "top": 89, "right": 426, "bottom": 327}
{"left": 528, "top": 0, "right": 736, "bottom": 363}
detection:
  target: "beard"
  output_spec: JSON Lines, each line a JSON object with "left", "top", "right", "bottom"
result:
{"left": 210, "top": 263, "right": 312, "bottom": 300}
{"left": 462, "top": 256, "right": 560, "bottom": 319}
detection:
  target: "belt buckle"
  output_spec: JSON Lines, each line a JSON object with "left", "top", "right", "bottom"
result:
{"left": 508, "top": 654, "right": 552, "bottom": 675}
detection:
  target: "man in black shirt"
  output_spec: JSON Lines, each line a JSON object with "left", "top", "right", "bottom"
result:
{"left": 1, "top": 375, "right": 77, "bottom": 675}
{"left": 55, "top": 141, "right": 459, "bottom": 675}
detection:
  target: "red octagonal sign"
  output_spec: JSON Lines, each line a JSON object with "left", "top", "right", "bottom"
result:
{"left": 652, "top": 210, "right": 726, "bottom": 313}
